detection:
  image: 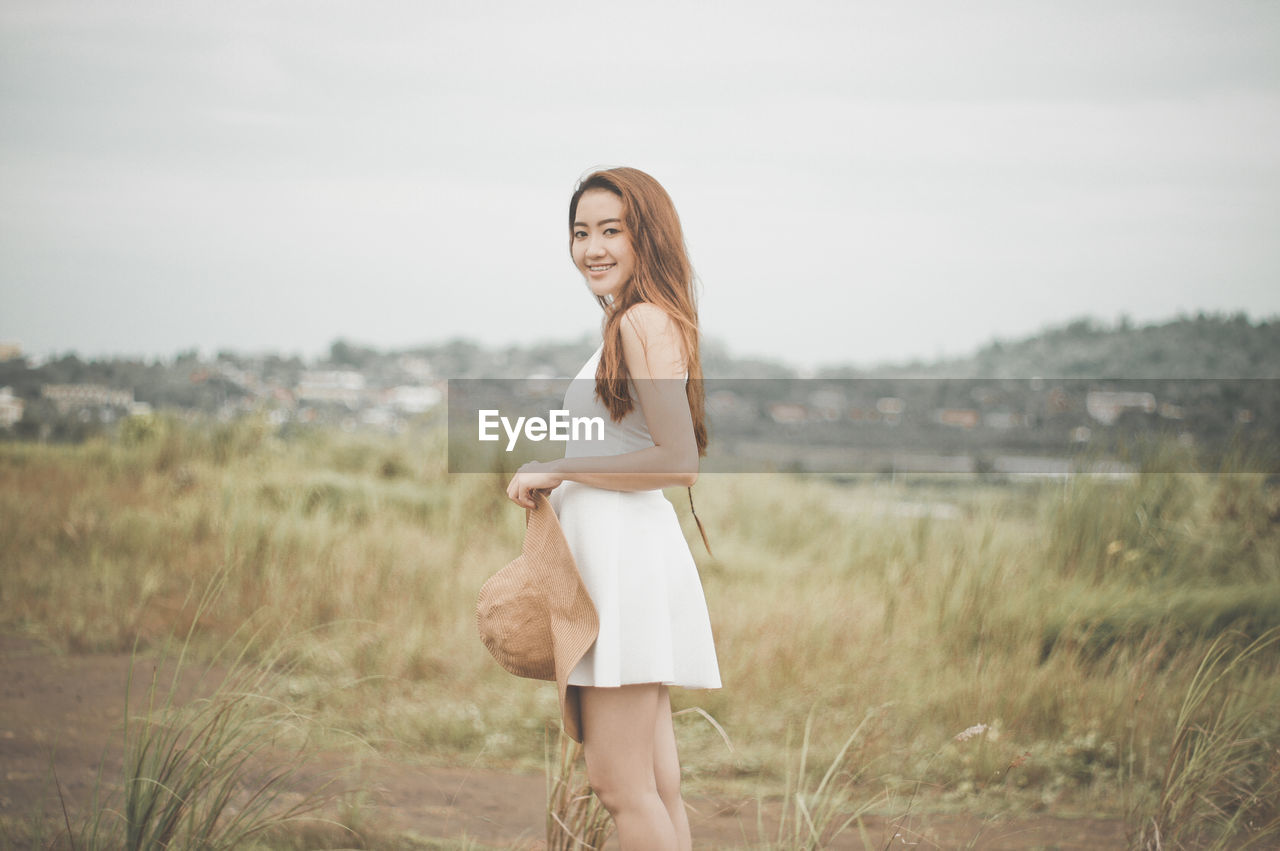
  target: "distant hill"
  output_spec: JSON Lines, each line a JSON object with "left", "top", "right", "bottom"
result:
{"left": 817, "top": 313, "right": 1280, "bottom": 379}
{"left": 457, "top": 313, "right": 1279, "bottom": 379}
{"left": 2, "top": 312, "right": 1275, "bottom": 399}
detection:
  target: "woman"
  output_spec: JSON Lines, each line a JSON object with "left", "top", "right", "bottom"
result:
{"left": 506, "top": 166, "right": 720, "bottom": 850}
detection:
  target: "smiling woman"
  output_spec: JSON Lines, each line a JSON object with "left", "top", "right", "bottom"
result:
{"left": 503, "top": 167, "right": 717, "bottom": 851}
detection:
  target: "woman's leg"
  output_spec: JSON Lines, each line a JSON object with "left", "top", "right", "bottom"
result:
{"left": 652, "top": 685, "right": 692, "bottom": 851}
{"left": 579, "top": 683, "right": 678, "bottom": 851}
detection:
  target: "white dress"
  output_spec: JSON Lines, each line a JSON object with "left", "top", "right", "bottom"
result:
{"left": 549, "top": 345, "right": 722, "bottom": 690}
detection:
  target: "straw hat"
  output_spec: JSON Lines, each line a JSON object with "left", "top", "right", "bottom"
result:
{"left": 477, "top": 490, "right": 599, "bottom": 742}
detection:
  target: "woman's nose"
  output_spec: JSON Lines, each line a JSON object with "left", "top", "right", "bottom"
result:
{"left": 584, "top": 234, "right": 606, "bottom": 258}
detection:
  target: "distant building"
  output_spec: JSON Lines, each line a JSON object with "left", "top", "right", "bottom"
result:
{"left": 876, "top": 397, "right": 904, "bottom": 425}
{"left": 768, "top": 403, "right": 807, "bottom": 424}
{"left": 935, "top": 408, "right": 980, "bottom": 429}
{"left": 42, "top": 384, "right": 134, "bottom": 414}
{"left": 214, "top": 361, "right": 260, "bottom": 394}
{"left": 0, "top": 387, "right": 24, "bottom": 427}
{"left": 398, "top": 355, "right": 434, "bottom": 381}
{"left": 0, "top": 342, "right": 22, "bottom": 362}
{"left": 382, "top": 385, "right": 442, "bottom": 414}
{"left": 1086, "top": 391, "right": 1155, "bottom": 425}
{"left": 296, "top": 370, "right": 365, "bottom": 408}
{"left": 876, "top": 397, "right": 905, "bottom": 415}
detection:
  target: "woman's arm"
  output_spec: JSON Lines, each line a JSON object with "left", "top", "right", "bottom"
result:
{"left": 506, "top": 304, "right": 698, "bottom": 508}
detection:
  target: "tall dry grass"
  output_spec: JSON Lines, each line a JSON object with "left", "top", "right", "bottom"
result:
{"left": 2, "top": 413, "right": 1279, "bottom": 845}
{"left": 1127, "top": 627, "right": 1280, "bottom": 850}
{"left": 759, "top": 707, "right": 885, "bottom": 850}
{"left": 25, "top": 571, "right": 359, "bottom": 851}
{"left": 91, "top": 628, "right": 334, "bottom": 848}
{"left": 545, "top": 729, "right": 613, "bottom": 850}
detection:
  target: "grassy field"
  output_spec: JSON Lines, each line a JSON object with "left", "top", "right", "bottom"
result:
{"left": 2, "top": 413, "right": 1278, "bottom": 848}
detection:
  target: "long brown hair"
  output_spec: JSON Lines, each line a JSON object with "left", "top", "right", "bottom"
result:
{"left": 568, "top": 167, "right": 707, "bottom": 456}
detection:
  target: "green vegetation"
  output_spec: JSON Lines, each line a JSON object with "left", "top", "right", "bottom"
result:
{"left": 2, "top": 413, "right": 1278, "bottom": 848}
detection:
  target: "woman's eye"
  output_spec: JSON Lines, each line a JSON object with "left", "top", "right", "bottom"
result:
{"left": 573, "top": 230, "right": 587, "bottom": 239}
{"left": 604, "top": 228, "right": 621, "bottom": 236}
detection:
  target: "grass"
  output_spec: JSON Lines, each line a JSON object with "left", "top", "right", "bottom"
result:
{"left": 760, "top": 707, "right": 885, "bottom": 850}
{"left": 1126, "top": 627, "right": 1280, "bottom": 850}
{"left": 2, "top": 414, "right": 1279, "bottom": 846}
{"left": 62, "top": 575, "right": 351, "bottom": 851}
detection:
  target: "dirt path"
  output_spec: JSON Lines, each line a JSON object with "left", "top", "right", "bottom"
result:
{"left": 0, "top": 633, "right": 1126, "bottom": 849}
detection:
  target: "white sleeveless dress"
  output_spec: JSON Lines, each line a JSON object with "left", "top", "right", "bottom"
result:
{"left": 549, "top": 345, "right": 721, "bottom": 690}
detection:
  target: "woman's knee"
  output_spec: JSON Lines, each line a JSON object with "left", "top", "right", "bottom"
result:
{"left": 588, "top": 772, "right": 660, "bottom": 816}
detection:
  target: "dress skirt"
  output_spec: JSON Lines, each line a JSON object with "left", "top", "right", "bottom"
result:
{"left": 550, "top": 481, "right": 721, "bottom": 689}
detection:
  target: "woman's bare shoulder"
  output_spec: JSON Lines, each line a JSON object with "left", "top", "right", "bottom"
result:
{"left": 619, "top": 303, "right": 686, "bottom": 379}
{"left": 621, "top": 302, "right": 679, "bottom": 336}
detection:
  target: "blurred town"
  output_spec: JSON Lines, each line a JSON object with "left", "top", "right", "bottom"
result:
{"left": 2, "top": 314, "right": 1277, "bottom": 473}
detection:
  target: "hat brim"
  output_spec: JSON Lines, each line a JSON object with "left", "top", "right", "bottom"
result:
{"left": 529, "top": 491, "right": 599, "bottom": 743}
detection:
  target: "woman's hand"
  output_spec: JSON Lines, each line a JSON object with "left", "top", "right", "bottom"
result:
{"left": 505, "top": 460, "right": 565, "bottom": 509}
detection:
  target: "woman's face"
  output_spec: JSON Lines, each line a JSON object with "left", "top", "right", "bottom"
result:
{"left": 571, "top": 188, "right": 636, "bottom": 300}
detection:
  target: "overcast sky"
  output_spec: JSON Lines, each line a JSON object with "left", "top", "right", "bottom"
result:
{"left": 2, "top": 1, "right": 1278, "bottom": 369}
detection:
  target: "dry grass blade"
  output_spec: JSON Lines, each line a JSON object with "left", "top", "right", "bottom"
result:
{"left": 766, "top": 705, "right": 887, "bottom": 851}
{"left": 545, "top": 726, "right": 613, "bottom": 851}
{"left": 673, "top": 705, "right": 735, "bottom": 755}
{"left": 48, "top": 756, "right": 78, "bottom": 851}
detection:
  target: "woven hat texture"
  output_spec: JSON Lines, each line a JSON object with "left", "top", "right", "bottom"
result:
{"left": 477, "top": 490, "right": 598, "bottom": 742}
